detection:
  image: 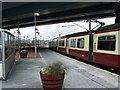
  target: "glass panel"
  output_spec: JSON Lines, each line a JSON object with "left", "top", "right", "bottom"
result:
{"left": 5, "top": 33, "right": 9, "bottom": 59}
{"left": 0, "top": 32, "right": 1, "bottom": 45}
{"left": 11, "top": 36, "right": 14, "bottom": 53}
{"left": 4, "top": 32, "right": 15, "bottom": 59}
{"left": 9, "top": 35, "right": 12, "bottom": 55}
{"left": 5, "top": 33, "right": 8, "bottom": 45}
{"left": 0, "top": 32, "right": 1, "bottom": 61}
{"left": 98, "top": 35, "right": 116, "bottom": 51}
{"left": 98, "top": 36, "right": 106, "bottom": 40}
{"left": 0, "top": 48, "right": 1, "bottom": 61}
{"left": 77, "top": 38, "right": 84, "bottom": 48}
{"left": 59, "top": 40, "right": 61, "bottom": 46}
{"left": 62, "top": 40, "right": 64, "bottom": 46}
{"left": 107, "top": 35, "right": 115, "bottom": 40}
{"left": 71, "top": 39, "right": 76, "bottom": 48}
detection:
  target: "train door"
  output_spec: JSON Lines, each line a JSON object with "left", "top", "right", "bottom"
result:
{"left": 66, "top": 38, "right": 69, "bottom": 54}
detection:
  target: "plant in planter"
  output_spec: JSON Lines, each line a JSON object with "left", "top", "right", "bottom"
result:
{"left": 20, "top": 49, "right": 28, "bottom": 58}
{"left": 40, "top": 62, "right": 66, "bottom": 90}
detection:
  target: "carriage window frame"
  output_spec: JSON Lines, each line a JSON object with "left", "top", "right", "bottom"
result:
{"left": 98, "top": 35, "right": 116, "bottom": 51}
{"left": 59, "top": 40, "right": 65, "bottom": 47}
{"left": 67, "top": 39, "right": 69, "bottom": 47}
{"left": 59, "top": 40, "right": 61, "bottom": 46}
{"left": 70, "top": 39, "right": 76, "bottom": 48}
{"left": 53, "top": 40, "right": 57, "bottom": 47}
{"left": 77, "top": 38, "right": 84, "bottom": 49}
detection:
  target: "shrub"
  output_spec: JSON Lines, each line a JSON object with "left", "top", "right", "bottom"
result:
{"left": 21, "top": 49, "right": 27, "bottom": 53}
{"left": 43, "top": 62, "right": 66, "bottom": 76}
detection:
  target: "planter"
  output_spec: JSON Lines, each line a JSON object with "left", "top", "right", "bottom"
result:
{"left": 20, "top": 52, "right": 28, "bottom": 58}
{"left": 40, "top": 71, "right": 65, "bottom": 90}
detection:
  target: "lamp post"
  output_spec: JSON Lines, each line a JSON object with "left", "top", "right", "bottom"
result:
{"left": 40, "top": 35, "right": 42, "bottom": 46}
{"left": 17, "top": 29, "right": 21, "bottom": 52}
{"left": 24, "top": 36, "right": 25, "bottom": 48}
{"left": 36, "top": 31, "right": 39, "bottom": 47}
{"left": 34, "top": 13, "right": 40, "bottom": 57}
{"left": 14, "top": 31, "right": 16, "bottom": 50}
{"left": 33, "top": 37, "right": 34, "bottom": 46}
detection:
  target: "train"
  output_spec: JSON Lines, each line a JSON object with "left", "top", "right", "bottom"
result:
{"left": 49, "top": 23, "right": 120, "bottom": 70}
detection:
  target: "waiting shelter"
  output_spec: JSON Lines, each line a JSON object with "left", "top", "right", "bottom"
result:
{"left": 0, "top": 29, "right": 15, "bottom": 80}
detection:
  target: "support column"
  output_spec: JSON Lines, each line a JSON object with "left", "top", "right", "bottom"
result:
{"left": 34, "top": 14, "right": 37, "bottom": 57}
{"left": 88, "top": 20, "right": 93, "bottom": 62}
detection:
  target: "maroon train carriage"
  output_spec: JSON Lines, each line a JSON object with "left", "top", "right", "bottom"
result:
{"left": 61, "top": 32, "right": 90, "bottom": 61}
{"left": 50, "top": 38, "right": 58, "bottom": 51}
{"left": 50, "top": 23, "right": 120, "bottom": 70}
{"left": 57, "top": 38, "right": 66, "bottom": 54}
{"left": 49, "top": 41, "right": 52, "bottom": 49}
{"left": 93, "top": 23, "right": 120, "bottom": 70}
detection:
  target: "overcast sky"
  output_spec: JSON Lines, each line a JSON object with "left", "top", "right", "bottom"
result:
{"left": 10, "top": 17, "right": 115, "bottom": 41}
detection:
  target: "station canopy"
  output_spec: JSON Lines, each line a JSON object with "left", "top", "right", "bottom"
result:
{"left": 2, "top": 2, "right": 119, "bottom": 29}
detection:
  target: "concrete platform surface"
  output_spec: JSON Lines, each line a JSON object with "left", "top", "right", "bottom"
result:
{"left": 1, "top": 48, "right": 119, "bottom": 89}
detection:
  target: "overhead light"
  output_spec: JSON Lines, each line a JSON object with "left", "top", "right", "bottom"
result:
{"left": 34, "top": 13, "right": 40, "bottom": 16}
{"left": 35, "top": 28, "right": 38, "bottom": 30}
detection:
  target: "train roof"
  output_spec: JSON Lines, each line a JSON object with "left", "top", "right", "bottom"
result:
{"left": 52, "top": 37, "right": 60, "bottom": 40}
{"left": 94, "top": 23, "right": 120, "bottom": 33}
{"left": 53, "top": 23, "right": 120, "bottom": 40}
{"left": 61, "top": 31, "right": 89, "bottom": 38}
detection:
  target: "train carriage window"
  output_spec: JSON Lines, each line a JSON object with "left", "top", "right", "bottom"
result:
{"left": 98, "top": 35, "right": 116, "bottom": 51}
{"left": 107, "top": 36, "right": 115, "bottom": 40}
{"left": 77, "top": 38, "right": 84, "bottom": 48}
{"left": 61, "top": 40, "right": 64, "bottom": 46}
{"left": 59, "top": 40, "right": 61, "bottom": 46}
{"left": 59, "top": 40, "right": 64, "bottom": 46}
{"left": 71, "top": 39, "right": 76, "bottom": 48}
{"left": 98, "top": 36, "right": 106, "bottom": 40}
{"left": 53, "top": 40, "right": 57, "bottom": 46}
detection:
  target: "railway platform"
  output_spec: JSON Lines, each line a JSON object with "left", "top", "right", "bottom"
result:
{"left": 1, "top": 47, "right": 119, "bottom": 89}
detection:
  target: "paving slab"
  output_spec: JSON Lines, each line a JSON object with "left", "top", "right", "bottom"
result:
{"left": 1, "top": 47, "right": 119, "bottom": 90}
{"left": 2, "top": 58, "right": 45, "bottom": 88}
